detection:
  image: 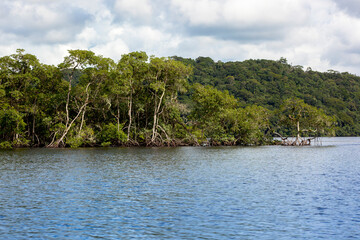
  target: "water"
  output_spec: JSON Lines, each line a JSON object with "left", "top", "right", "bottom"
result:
{"left": 0, "top": 137, "right": 359, "bottom": 239}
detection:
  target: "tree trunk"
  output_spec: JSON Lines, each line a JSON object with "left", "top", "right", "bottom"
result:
{"left": 65, "top": 75, "right": 72, "bottom": 129}
{"left": 32, "top": 111, "right": 36, "bottom": 143}
{"left": 47, "top": 82, "right": 91, "bottom": 148}
{"left": 78, "top": 105, "right": 86, "bottom": 135}
{"left": 64, "top": 65, "right": 79, "bottom": 129}
{"left": 151, "top": 89, "right": 165, "bottom": 143}
{"left": 295, "top": 120, "right": 301, "bottom": 144}
{"left": 127, "top": 93, "right": 132, "bottom": 141}
{"left": 117, "top": 103, "right": 120, "bottom": 132}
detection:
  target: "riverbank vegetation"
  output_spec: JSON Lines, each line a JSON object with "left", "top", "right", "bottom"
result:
{"left": 0, "top": 50, "right": 341, "bottom": 148}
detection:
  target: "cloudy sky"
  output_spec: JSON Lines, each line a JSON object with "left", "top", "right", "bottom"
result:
{"left": 1, "top": 0, "right": 360, "bottom": 74}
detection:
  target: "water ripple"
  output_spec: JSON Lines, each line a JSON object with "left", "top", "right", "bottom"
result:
{"left": 0, "top": 138, "right": 360, "bottom": 239}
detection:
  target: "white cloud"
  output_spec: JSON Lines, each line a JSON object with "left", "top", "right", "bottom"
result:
{"left": 171, "top": 0, "right": 310, "bottom": 29}
{"left": 0, "top": 0, "right": 360, "bottom": 75}
{"left": 90, "top": 27, "right": 129, "bottom": 61}
{"left": 0, "top": 0, "right": 92, "bottom": 45}
{"left": 334, "top": 0, "right": 360, "bottom": 17}
{"left": 223, "top": 0, "right": 310, "bottom": 27}
{"left": 114, "top": 0, "right": 153, "bottom": 21}
{"left": 170, "top": 0, "right": 221, "bottom": 25}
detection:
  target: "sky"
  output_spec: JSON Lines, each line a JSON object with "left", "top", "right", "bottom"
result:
{"left": 1, "top": 0, "right": 360, "bottom": 74}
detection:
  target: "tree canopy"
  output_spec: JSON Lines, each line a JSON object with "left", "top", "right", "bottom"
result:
{"left": 275, "top": 98, "right": 335, "bottom": 145}
{"left": 0, "top": 50, "right": 339, "bottom": 148}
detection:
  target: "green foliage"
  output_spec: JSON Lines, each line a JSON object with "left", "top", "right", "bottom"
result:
{"left": 175, "top": 56, "right": 360, "bottom": 136}
{"left": 101, "top": 142, "right": 112, "bottom": 147}
{"left": 12, "top": 137, "right": 30, "bottom": 147}
{"left": 59, "top": 50, "right": 97, "bottom": 70}
{"left": 0, "top": 141, "right": 12, "bottom": 149}
{"left": 0, "top": 49, "right": 351, "bottom": 148}
{"left": 277, "top": 98, "right": 335, "bottom": 137}
{"left": 66, "top": 127, "right": 96, "bottom": 148}
{"left": 99, "top": 123, "right": 127, "bottom": 145}
{"left": 67, "top": 136, "right": 84, "bottom": 148}
{"left": 0, "top": 107, "right": 26, "bottom": 140}
{"left": 190, "top": 84, "right": 270, "bottom": 145}
{"left": 237, "top": 106, "right": 271, "bottom": 144}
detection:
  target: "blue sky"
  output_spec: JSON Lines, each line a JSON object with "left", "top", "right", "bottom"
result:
{"left": 1, "top": 0, "right": 360, "bottom": 74}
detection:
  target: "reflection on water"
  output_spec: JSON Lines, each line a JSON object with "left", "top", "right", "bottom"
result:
{"left": 0, "top": 138, "right": 359, "bottom": 239}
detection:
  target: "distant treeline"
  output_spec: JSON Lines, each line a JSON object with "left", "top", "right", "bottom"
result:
{"left": 173, "top": 56, "right": 360, "bottom": 136}
{"left": 0, "top": 50, "right": 335, "bottom": 148}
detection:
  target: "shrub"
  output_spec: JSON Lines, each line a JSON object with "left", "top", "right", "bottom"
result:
{"left": 0, "top": 141, "right": 12, "bottom": 149}
{"left": 99, "top": 123, "right": 127, "bottom": 145}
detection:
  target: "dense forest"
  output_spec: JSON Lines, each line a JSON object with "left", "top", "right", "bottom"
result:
{"left": 173, "top": 56, "right": 360, "bottom": 136}
{"left": 0, "top": 50, "right": 337, "bottom": 148}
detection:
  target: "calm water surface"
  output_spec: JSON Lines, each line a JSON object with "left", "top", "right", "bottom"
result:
{"left": 0, "top": 137, "right": 360, "bottom": 239}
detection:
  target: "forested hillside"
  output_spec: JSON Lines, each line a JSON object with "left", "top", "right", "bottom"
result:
{"left": 173, "top": 56, "right": 360, "bottom": 136}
